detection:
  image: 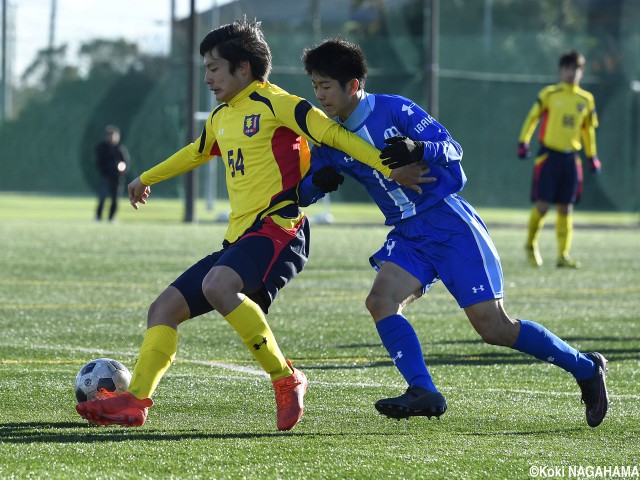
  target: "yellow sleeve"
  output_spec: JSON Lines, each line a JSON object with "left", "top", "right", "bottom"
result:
{"left": 581, "top": 126, "right": 597, "bottom": 158}
{"left": 319, "top": 121, "right": 392, "bottom": 177}
{"left": 581, "top": 100, "right": 598, "bottom": 158}
{"left": 140, "top": 142, "right": 212, "bottom": 186}
{"left": 271, "top": 91, "right": 392, "bottom": 177}
{"left": 140, "top": 115, "right": 219, "bottom": 186}
{"left": 518, "top": 99, "right": 542, "bottom": 144}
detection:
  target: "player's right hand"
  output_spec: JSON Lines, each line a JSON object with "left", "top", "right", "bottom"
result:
{"left": 312, "top": 166, "right": 344, "bottom": 193}
{"left": 128, "top": 177, "right": 151, "bottom": 210}
{"left": 389, "top": 162, "right": 435, "bottom": 195}
{"left": 517, "top": 142, "right": 531, "bottom": 159}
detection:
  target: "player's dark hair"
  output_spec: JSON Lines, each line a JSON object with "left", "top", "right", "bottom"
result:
{"left": 199, "top": 18, "right": 272, "bottom": 81}
{"left": 302, "top": 37, "right": 367, "bottom": 89}
{"left": 559, "top": 50, "right": 585, "bottom": 69}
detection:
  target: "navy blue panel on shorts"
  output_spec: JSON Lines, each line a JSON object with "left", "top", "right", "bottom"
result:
{"left": 532, "top": 147, "right": 582, "bottom": 204}
{"left": 171, "top": 214, "right": 310, "bottom": 317}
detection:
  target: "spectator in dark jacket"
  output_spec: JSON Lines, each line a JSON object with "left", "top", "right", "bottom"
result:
{"left": 95, "top": 125, "right": 130, "bottom": 222}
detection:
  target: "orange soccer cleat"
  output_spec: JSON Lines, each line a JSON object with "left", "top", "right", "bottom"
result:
{"left": 76, "top": 389, "right": 153, "bottom": 427}
{"left": 272, "top": 360, "right": 308, "bottom": 431}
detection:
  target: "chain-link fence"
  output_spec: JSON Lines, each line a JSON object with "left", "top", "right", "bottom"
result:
{"left": 1, "top": 0, "right": 638, "bottom": 212}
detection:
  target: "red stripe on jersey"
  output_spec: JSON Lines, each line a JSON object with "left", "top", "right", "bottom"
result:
{"left": 271, "top": 127, "right": 304, "bottom": 195}
{"left": 538, "top": 110, "right": 549, "bottom": 143}
{"left": 210, "top": 141, "right": 221, "bottom": 157}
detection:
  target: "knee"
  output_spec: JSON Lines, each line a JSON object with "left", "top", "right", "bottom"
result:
{"left": 558, "top": 205, "right": 572, "bottom": 216}
{"left": 148, "top": 297, "right": 160, "bottom": 315}
{"left": 365, "top": 290, "right": 378, "bottom": 315}
{"left": 535, "top": 203, "right": 550, "bottom": 216}
{"left": 365, "top": 290, "right": 394, "bottom": 320}
{"left": 201, "top": 275, "right": 223, "bottom": 310}
{"left": 147, "top": 288, "right": 189, "bottom": 329}
{"left": 147, "top": 297, "right": 172, "bottom": 328}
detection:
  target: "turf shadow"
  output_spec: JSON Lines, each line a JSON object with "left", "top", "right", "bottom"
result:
{"left": 0, "top": 421, "right": 402, "bottom": 443}
{"left": 0, "top": 421, "right": 289, "bottom": 443}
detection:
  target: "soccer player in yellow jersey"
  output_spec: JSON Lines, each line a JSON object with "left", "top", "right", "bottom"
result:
{"left": 75, "top": 18, "right": 423, "bottom": 431}
{"left": 518, "top": 50, "right": 601, "bottom": 268}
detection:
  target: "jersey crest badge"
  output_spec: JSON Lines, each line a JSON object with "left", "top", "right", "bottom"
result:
{"left": 243, "top": 114, "right": 261, "bottom": 137}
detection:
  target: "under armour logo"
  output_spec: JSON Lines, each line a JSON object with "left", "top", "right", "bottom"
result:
{"left": 253, "top": 337, "right": 267, "bottom": 350}
{"left": 547, "top": 356, "right": 555, "bottom": 362}
{"left": 471, "top": 285, "right": 485, "bottom": 293}
{"left": 402, "top": 104, "right": 414, "bottom": 116}
{"left": 386, "top": 240, "right": 396, "bottom": 256}
{"left": 392, "top": 351, "right": 403, "bottom": 364}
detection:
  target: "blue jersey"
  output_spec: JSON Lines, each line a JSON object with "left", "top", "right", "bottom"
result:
{"left": 298, "top": 92, "right": 467, "bottom": 225}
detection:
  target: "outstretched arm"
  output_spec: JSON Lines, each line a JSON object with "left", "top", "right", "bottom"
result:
{"left": 283, "top": 98, "right": 425, "bottom": 192}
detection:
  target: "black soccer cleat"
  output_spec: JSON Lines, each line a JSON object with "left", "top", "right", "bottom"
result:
{"left": 375, "top": 386, "right": 447, "bottom": 420}
{"left": 577, "top": 352, "right": 609, "bottom": 428}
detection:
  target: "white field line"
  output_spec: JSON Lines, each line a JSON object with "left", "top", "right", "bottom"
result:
{"left": 3, "top": 342, "right": 639, "bottom": 400}
{"left": 184, "top": 358, "right": 268, "bottom": 377}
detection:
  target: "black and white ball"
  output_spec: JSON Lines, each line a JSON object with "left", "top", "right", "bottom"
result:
{"left": 74, "top": 358, "right": 131, "bottom": 402}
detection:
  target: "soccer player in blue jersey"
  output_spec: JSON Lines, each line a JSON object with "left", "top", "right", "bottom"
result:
{"left": 299, "top": 38, "right": 609, "bottom": 427}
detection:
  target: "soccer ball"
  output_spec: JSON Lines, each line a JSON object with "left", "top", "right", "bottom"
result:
{"left": 74, "top": 358, "right": 131, "bottom": 403}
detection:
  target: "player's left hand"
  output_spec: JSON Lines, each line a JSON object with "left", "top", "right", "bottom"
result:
{"left": 312, "top": 166, "right": 344, "bottom": 193}
{"left": 517, "top": 142, "right": 531, "bottom": 159}
{"left": 128, "top": 176, "right": 151, "bottom": 210}
{"left": 589, "top": 156, "right": 602, "bottom": 174}
{"left": 380, "top": 136, "right": 425, "bottom": 169}
{"left": 389, "top": 162, "right": 436, "bottom": 195}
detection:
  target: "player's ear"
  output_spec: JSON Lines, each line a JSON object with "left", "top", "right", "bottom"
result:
{"left": 238, "top": 60, "right": 251, "bottom": 77}
{"left": 349, "top": 79, "right": 359, "bottom": 96}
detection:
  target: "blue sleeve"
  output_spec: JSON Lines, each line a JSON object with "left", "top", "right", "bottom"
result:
{"left": 298, "top": 175, "right": 323, "bottom": 207}
{"left": 298, "top": 145, "right": 339, "bottom": 207}
{"left": 422, "top": 139, "right": 463, "bottom": 167}
{"left": 394, "top": 100, "right": 463, "bottom": 167}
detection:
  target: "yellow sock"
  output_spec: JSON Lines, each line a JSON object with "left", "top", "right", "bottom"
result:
{"left": 556, "top": 212, "right": 573, "bottom": 259}
{"left": 526, "top": 207, "right": 545, "bottom": 247}
{"left": 225, "top": 297, "right": 291, "bottom": 381}
{"left": 128, "top": 325, "right": 178, "bottom": 399}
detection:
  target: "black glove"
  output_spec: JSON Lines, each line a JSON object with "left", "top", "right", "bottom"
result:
{"left": 380, "top": 136, "right": 425, "bottom": 169}
{"left": 312, "top": 166, "right": 344, "bottom": 193}
{"left": 517, "top": 142, "right": 531, "bottom": 159}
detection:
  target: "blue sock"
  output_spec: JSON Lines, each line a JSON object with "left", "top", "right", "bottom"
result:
{"left": 376, "top": 314, "right": 437, "bottom": 391}
{"left": 512, "top": 319, "right": 596, "bottom": 381}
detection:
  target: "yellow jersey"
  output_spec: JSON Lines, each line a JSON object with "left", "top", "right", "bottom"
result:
{"left": 141, "top": 80, "right": 392, "bottom": 243}
{"left": 518, "top": 82, "right": 598, "bottom": 157}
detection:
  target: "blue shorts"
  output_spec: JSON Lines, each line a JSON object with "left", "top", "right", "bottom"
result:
{"left": 532, "top": 147, "right": 583, "bottom": 204}
{"left": 369, "top": 194, "right": 504, "bottom": 308}
{"left": 171, "top": 213, "right": 310, "bottom": 317}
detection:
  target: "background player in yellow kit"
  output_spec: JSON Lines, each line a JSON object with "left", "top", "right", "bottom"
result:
{"left": 517, "top": 50, "right": 601, "bottom": 268}
{"left": 75, "top": 18, "right": 422, "bottom": 431}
